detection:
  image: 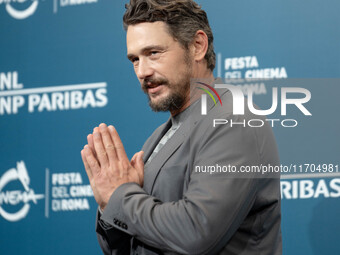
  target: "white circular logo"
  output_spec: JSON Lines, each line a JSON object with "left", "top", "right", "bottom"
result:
{"left": 0, "top": 161, "right": 44, "bottom": 222}
{"left": 1, "top": 0, "right": 39, "bottom": 20}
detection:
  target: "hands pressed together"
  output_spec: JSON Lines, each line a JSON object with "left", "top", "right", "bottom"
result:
{"left": 81, "top": 123, "right": 144, "bottom": 211}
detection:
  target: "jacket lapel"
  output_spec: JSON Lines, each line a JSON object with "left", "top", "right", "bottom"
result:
{"left": 143, "top": 115, "right": 192, "bottom": 194}
{"left": 142, "top": 119, "right": 172, "bottom": 165}
{"left": 142, "top": 80, "right": 230, "bottom": 194}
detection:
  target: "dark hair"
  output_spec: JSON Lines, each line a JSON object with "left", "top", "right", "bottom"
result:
{"left": 123, "top": 0, "right": 216, "bottom": 71}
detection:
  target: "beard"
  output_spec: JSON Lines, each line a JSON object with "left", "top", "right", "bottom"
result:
{"left": 142, "top": 56, "right": 192, "bottom": 113}
{"left": 142, "top": 76, "right": 189, "bottom": 112}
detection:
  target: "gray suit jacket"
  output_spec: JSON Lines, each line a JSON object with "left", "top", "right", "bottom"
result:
{"left": 96, "top": 87, "right": 282, "bottom": 255}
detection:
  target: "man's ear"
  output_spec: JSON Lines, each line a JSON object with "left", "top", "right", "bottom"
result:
{"left": 191, "top": 30, "right": 209, "bottom": 62}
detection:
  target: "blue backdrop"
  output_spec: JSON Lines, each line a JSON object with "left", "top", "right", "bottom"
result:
{"left": 0, "top": 0, "right": 339, "bottom": 254}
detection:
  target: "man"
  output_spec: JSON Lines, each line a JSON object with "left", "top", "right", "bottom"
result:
{"left": 81, "top": 0, "right": 282, "bottom": 254}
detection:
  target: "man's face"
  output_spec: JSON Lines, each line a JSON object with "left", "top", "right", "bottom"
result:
{"left": 127, "top": 21, "right": 192, "bottom": 112}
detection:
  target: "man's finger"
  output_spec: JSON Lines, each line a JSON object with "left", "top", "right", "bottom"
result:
{"left": 131, "top": 153, "right": 138, "bottom": 165}
{"left": 99, "top": 123, "right": 119, "bottom": 165}
{"left": 108, "top": 125, "right": 129, "bottom": 162}
{"left": 83, "top": 145, "right": 101, "bottom": 175}
{"left": 135, "top": 151, "right": 145, "bottom": 176}
{"left": 93, "top": 127, "right": 109, "bottom": 167}
{"left": 81, "top": 147, "right": 93, "bottom": 180}
{"left": 87, "top": 134, "right": 97, "bottom": 158}
{"left": 135, "top": 151, "right": 144, "bottom": 187}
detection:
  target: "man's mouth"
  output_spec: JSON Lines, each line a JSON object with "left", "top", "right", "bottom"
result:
{"left": 147, "top": 83, "right": 159, "bottom": 88}
{"left": 143, "top": 78, "right": 169, "bottom": 95}
{"left": 147, "top": 84, "right": 164, "bottom": 94}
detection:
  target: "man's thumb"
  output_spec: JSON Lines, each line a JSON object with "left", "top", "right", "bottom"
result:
{"left": 136, "top": 151, "right": 145, "bottom": 169}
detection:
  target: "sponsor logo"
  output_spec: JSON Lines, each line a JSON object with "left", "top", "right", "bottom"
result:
{"left": 216, "top": 54, "right": 288, "bottom": 80}
{"left": 53, "top": 0, "right": 98, "bottom": 14}
{"left": 0, "top": 161, "right": 44, "bottom": 222}
{"left": 0, "top": 162, "right": 94, "bottom": 221}
{"left": 0, "top": 0, "right": 39, "bottom": 20}
{"left": 215, "top": 55, "right": 289, "bottom": 101}
{"left": 1, "top": 0, "right": 100, "bottom": 19}
{"left": 0, "top": 71, "right": 108, "bottom": 115}
{"left": 50, "top": 171, "right": 93, "bottom": 213}
{"left": 281, "top": 178, "right": 340, "bottom": 200}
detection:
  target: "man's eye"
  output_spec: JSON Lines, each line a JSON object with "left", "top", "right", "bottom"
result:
{"left": 150, "top": 51, "right": 159, "bottom": 56}
{"left": 132, "top": 58, "right": 139, "bottom": 63}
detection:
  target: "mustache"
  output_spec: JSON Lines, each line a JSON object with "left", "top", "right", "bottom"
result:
{"left": 142, "top": 78, "right": 169, "bottom": 91}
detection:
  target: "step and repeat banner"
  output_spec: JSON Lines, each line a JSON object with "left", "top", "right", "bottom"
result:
{"left": 0, "top": 1, "right": 339, "bottom": 254}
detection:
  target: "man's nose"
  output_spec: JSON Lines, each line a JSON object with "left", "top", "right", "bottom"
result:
{"left": 136, "top": 58, "right": 154, "bottom": 80}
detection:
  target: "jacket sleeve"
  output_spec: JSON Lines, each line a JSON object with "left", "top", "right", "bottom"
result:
{"left": 99, "top": 113, "right": 279, "bottom": 254}
{"left": 96, "top": 208, "right": 132, "bottom": 254}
